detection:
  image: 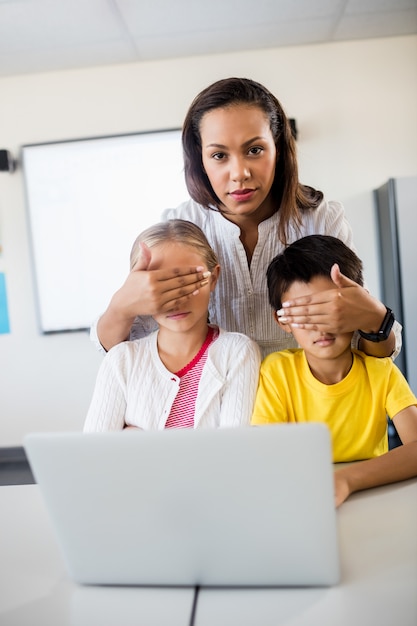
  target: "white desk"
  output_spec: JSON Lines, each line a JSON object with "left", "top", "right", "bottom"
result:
{"left": 195, "top": 479, "right": 417, "bottom": 626}
{"left": 0, "top": 485, "right": 194, "bottom": 626}
{"left": 1, "top": 480, "right": 416, "bottom": 626}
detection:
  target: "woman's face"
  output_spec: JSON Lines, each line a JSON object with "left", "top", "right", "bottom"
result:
{"left": 200, "top": 104, "right": 277, "bottom": 225}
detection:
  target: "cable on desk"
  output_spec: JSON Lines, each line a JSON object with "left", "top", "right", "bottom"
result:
{"left": 189, "top": 585, "right": 200, "bottom": 626}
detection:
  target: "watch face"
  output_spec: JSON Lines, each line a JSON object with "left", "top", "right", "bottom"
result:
{"left": 379, "top": 309, "right": 395, "bottom": 340}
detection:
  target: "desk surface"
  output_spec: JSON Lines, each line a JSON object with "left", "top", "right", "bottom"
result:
{"left": 0, "top": 485, "right": 195, "bottom": 626}
{"left": 195, "top": 478, "right": 417, "bottom": 626}
{"left": 1, "top": 479, "right": 416, "bottom": 626}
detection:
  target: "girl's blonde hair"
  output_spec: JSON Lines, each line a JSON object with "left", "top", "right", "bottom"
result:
{"left": 130, "top": 219, "right": 219, "bottom": 271}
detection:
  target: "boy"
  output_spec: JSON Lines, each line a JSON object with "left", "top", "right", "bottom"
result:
{"left": 251, "top": 235, "right": 417, "bottom": 506}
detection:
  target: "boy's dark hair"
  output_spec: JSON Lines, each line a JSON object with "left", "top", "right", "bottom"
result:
{"left": 267, "top": 235, "right": 364, "bottom": 310}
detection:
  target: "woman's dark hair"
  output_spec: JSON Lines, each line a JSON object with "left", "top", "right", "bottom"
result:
{"left": 267, "top": 235, "right": 364, "bottom": 310}
{"left": 182, "top": 77, "right": 323, "bottom": 245}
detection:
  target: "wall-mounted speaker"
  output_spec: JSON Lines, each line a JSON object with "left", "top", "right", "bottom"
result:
{"left": 289, "top": 119, "right": 298, "bottom": 141}
{"left": 0, "top": 149, "right": 15, "bottom": 172}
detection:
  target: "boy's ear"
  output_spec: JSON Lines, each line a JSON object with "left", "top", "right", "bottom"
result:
{"left": 209, "top": 265, "right": 221, "bottom": 291}
{"left": 273, "top": 310, "right": 292, "bottom": 334}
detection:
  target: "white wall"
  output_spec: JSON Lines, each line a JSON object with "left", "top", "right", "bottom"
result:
{"left": 0, "top": 35, "right": 416, "bottom": 446}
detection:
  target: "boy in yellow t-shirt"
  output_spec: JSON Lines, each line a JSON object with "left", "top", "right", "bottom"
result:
{"left": 251, "top": 235, "right": 417, "bottom": 506}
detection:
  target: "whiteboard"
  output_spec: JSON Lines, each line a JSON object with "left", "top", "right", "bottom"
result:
{"left": 22, "top": 130, "right": 189, "bottom": 333}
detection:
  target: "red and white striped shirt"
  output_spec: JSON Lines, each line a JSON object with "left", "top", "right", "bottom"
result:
{"left": 165, "top": 326, "right": 219, "bottom": 429}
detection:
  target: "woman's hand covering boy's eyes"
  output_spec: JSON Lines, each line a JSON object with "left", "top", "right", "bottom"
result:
{"left": 277, "top": 264, "right": 386, "bottom": 336}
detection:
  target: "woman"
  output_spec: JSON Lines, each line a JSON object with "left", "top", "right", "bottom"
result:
{"left": 92, "top": 77, "right": 400, "bottom": 360}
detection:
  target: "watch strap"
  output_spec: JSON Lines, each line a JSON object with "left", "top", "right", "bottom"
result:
{"left": 358, "top": 307, "right": 395, "bottom": 343}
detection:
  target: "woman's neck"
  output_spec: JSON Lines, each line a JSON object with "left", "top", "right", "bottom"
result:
{"left": 220, "top": 197, "right": 277, "bottom": 263}
{"left": 239, "top": 223, "right": 259, "bottom": 263}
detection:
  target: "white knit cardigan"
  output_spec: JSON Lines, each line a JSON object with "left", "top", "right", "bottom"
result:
{"left": 84, "top": 326, "right": 261, "bottom": 432}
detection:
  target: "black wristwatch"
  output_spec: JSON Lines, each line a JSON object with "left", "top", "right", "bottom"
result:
{"left": 358, "top": 307, "right": 395, "bottom": 343}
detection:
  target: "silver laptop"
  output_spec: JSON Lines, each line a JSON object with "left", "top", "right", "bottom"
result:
{"left": 24, "top": 424, "right": 340, "bottom": 587}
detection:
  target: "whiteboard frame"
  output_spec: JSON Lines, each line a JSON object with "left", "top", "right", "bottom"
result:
{"left": 22, "top": 128, "right": 188, "bottom": 333}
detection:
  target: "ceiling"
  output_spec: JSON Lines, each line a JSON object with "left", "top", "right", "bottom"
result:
{"left": 0, "top": 0, "right": 416, "bottom": 77}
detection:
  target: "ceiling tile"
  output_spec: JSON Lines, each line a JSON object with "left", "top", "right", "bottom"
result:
{"left": 0, "top": 0, "right": 416, "bottom": 76}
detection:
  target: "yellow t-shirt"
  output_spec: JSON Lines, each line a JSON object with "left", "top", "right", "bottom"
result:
{"left": 251, "top": 349, "right": 417, "bottom": 462}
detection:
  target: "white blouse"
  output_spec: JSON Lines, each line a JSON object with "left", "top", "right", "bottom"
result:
{"left": 90, "top": 197, "right": 401, "bottom": 360}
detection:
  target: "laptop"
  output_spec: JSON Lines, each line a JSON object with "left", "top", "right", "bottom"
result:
{"left": 24, "top": 424, "right": 340, "bottom": 587}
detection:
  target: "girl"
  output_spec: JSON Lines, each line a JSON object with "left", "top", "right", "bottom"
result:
{"left": 84, "top": 219, "right": 261, "bottom": 431}
{"left": 92, "top": 77, "right": 401, "bottom": 361}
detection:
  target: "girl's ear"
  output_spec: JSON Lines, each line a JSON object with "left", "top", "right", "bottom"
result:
{"left": 209, "top": 265, "right": 221, "bottom": 292}
{"left": 273, "top": 310, "right": 292, "bottom": 334}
